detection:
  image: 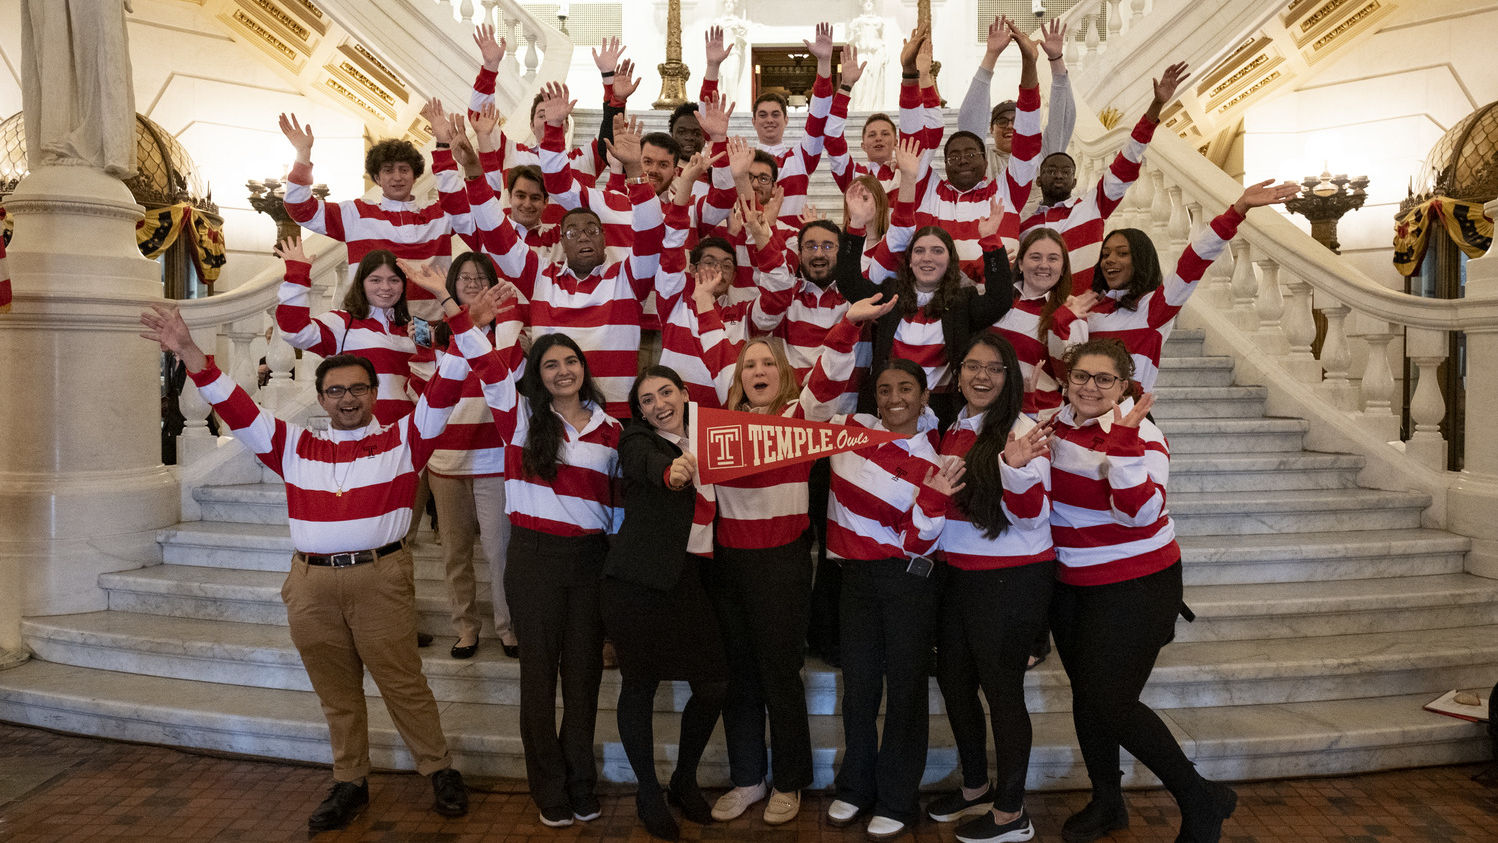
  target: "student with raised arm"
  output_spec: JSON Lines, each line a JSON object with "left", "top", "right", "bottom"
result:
{"left": 825, "top": 27, "right": 936, "bottom": 198}
{"left": 959, "top": 17, "right": 1075, "bottom": 186}
{"left": 1087, "top": 180, "right": 1299, "bottom": 392}
{"left": 137, "top": 272, "right": 503, "bottom": 833}
{"left": 1020, "top": 61, "right": 1189, "bottom": 294}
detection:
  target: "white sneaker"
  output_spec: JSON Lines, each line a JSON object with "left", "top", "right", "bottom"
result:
{"left": 866, "top": 815, "right": 907, "bottom": 839}
{"left": 763, "top": 788, "right": 801, "bottom": 825}
{"left": 710, "top": 780, "right": 768, "bottom": 821}
{"left": 827, "top": 798, "right": 864, "bottom": 827}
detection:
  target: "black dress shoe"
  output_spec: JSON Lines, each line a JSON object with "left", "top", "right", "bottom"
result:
{"left": 1061, "top": 795, "right": 1129, "bottom": 842}
{"left": 308, "top": 779, "right": 368, "bottom": 832}
{"left": 667, "top": 773, "right": 713, "bottom": 824}
{"left": 417, "top": 631, "right": 434, "bottom": 647}
{"left": 502, "top": 643, "right": 520, "bottom": 659}
{"left": 637, "top": 790, "right": 681, "bottom": 840}
{"left": 450, "top": 640, "right": 478, "bottom": 659}
{"left": 431, "top": 768, "right": 469, "bottom": 818}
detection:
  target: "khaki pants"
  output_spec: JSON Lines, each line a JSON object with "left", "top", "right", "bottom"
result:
{"left": 283, "top": 547, "right": 452, "bottom": 781}
{"left": 429, "top": 473, "right": 513, "bottom": 644}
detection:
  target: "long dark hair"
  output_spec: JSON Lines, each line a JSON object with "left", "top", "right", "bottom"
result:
{"left": 628, "top": 365, "right": 688, "bottom": 425}
{"left": 894, "top": 226, "right": 964, "bottom": 320}
{"left": 342, "top": 250, "right": 411, "bottom": 325}
{"left": 1014, "top": 227, "right": 1073, "bottom": 340}
{"left": 433, "top": 252, "right": 498, "bottom": 348}
{"left": 517, "top": 333, "right": 604, "bottom": 482}
{"left": 952, "top": 333, "right": 1025, "bottom": 539}
{"left": 1091, "top": 228, "right": 1162, "bottom": 312}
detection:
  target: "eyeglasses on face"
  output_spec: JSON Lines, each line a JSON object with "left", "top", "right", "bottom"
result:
{"left": 1067, "top": 369, "right": 1121, "bottom": 388}
{"left": 455, "top": 274, "right": 489, "bottom": 286}
{"left": 562, "top": 223, "right": 603, "bottom": 240}
{"left": 992, "top": 116, "right": 1015, "bottom": 129}
{"left": 960, "top": 361, "right": 1005, "bottom": 377}
{"left": 320, "top": 383, "right": 374, "bottom": 398}
{"left": 802, "top": 241, "right": 838, "bottom": 254}
{"left": 946, "top": 149, "right": 985, "bottom": 163}
{"left": 695, "top": 256, "right": 735, "bottom": 271}
{"left": 748, "top": 173, "right": 774, "bottom": 186}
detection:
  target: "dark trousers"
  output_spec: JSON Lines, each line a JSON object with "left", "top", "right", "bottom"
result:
{"left": 1050, "top": 561, "right": 1208, "bottom": 809}
{"left": 505, "top": 526, "right": 607, "bottom": 812}
{"left": 936, "top": 560, "right": 1055, "bottom": 812}
{"left": 834, "top": 558, "right": 940, "bottom": 825}
{"left": 706, "top": 535, "right": 815, "bottom": 792}
{"left": 618, "top": 677, "right": 728, "bottom": 793}
{"left": 807, "top": 457, "right": 840, "bottom": 655}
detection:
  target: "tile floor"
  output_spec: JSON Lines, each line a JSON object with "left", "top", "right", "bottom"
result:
{"left": 0, "top": 722, "right": 1493, "bottom": 842}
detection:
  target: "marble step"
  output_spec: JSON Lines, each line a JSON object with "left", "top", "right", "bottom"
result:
{"left": 1168, "top": 452, "right": 1363, "bottom": 492}
{"left": 157, "top": 521, "right": 451, "bottom": 572}
{"left": 1153, "top": 356, "right": 1235, "bottom": 388}
{"left": 1167, "top": 488, "right": 1428, "bottom": 536}
{"left": 1177, "top": 529, "right": 1469, "bottom": 585}
{"left": 23, "top": 610, "right": 1498, "bottom": 713}
{"left": 0, "top": 660, "right": 1486, "bottom": 790}
{"left": 1152, "top": 418, "right": 1308, "bottom": 453}
{"left": 1162, "top": 329, "right": 1206, "bottom": 356}
{"left": 1147, "top": 386, "right": 1266, "bottom": 419}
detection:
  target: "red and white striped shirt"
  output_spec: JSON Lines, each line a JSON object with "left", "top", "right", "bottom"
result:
{"left": 468, "top": 65, "right": 607, "bottom": 190}
{"left": 827, "top": 81, "right": 931, "bottom": 196}
{"left": 826, "top": 413, "right": 947, "bottom": 561}
{"left": 1049, "top": 398, "right": 1177, "bottom": 586}
{"left": 990, "top": 293, "right": 1089, "bottom": 416}
{"left": 275, "top": 259, "right": 417, "bottom": 425}
{"left": 1019, "top": 114, "right": 1158, "bottom": 295}
{"left": 188, "top": 312, "right": 481, "bottom": 553}
{"left": 462, "top": 319, "right": 623, "bottom": 537}
{"left": 938, "top": 410, "right": 1054, "bottom": 570}
{"left": 426, "top": 302, "right": 527, "bottom": 478}
{"left": 461, "top": 173, "right": 665, "bottom": 418}
{"left": 656, "top": 427, "right": 718, "bottom": 556}
{"left": 1084, "top": 205, "right": 1241, "bottom": 393}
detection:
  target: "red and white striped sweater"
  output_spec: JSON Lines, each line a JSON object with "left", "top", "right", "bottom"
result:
{"left": 826, "top": 81, "right": 932, "bottom": 197}
{"left": 989, "top": 293, "right": 1089, "bottom": 416}
{"left": 937, "top": 409, "right": 1054, "bottom": 570}
{"left": 188, "top": 311, "right": 481, "bottom": 553}
{"left": 826, "top": 413, "right": 947, "bottom": 562}
{"left": 426, "top": 301, "right": 527, "bottom": 478}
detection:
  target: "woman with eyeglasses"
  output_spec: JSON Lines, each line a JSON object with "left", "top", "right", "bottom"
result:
{"left": 1085, "top": 180, "right": 1299, "bottom": 392}
{"left": 1047, "top": 337, "right": 1235, "bottom": 843}
{"left": 924, "top": 333, "right": 1056, "bottom": 843}
{"left": 422, "top": 253, "right": 521, "bottom": 661}
{"left": 274, "top": 238, "right": 416, "bottom": 425}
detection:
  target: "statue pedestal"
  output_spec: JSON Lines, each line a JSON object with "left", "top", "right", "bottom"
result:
{"left": 0, "top": 166, "right": 180, "bottom": 663}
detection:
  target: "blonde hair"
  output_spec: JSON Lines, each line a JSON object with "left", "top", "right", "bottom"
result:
{"left": 842, "top": 174, "right": 890, "bottom": 242}
{"left": 725, "top": 338, "right": 802, "bottom": 414}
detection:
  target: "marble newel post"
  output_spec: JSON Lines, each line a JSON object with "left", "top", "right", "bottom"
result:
{"left": 1449, "top": 196, "right": 1498, "bottom": 580}
{"left": 0, "top": 0, "right": 178, "bottom": 667}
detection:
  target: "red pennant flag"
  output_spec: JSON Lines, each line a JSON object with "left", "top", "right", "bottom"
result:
{"left": 691, "top": 403, "right": 906, "bottom": 484}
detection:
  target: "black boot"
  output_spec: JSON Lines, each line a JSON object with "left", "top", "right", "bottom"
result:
{"left": 1061, "top": 791, "right": 1128, "bottom": 843}
{"left": 667, "top": 772, "right": 713, "bottom": 824}
{"left": 308, "top": 779, "right": 369, "bottom": 832}
{"left": 1175, "top": 780, "right": 1236, "bottom": 843}
{"left": 637, "top": 789, "right": 680, "bottom": 840}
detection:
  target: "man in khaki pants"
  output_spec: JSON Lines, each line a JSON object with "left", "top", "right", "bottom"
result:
{"left": 141, "top": 283, "right": 508, "bottom": 832}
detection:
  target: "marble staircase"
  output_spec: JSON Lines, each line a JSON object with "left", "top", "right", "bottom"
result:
{"left": 1, "top": 329, "right": 1493, "bottom": 791}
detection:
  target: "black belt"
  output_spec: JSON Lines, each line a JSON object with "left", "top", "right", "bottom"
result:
{"left": 300, "top": 541, "right": 405, "bottom": 568}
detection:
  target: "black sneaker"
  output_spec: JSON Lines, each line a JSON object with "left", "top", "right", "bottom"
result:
{"left": 539, "top": 805, "right": 574, "bottom": 827}
{"left": 430, "top": 768, "right": 468, "bottom": 817}
{"left": 308, "top": 779, "right": 368, "bottom": 832}
{"left": 1061, "top": 796, "right": 1128, "bottom": 843}
{"left": 956, "top": 809, "right": 1036, "bottom": 843}
{"left": 927, "top": 784, "right": 993, "bottom": 822}
{"left": 573, "top": 794, "right": 602, "bottom": 822}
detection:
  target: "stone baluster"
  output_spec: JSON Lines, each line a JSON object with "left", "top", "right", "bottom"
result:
{"left": 1355, "top": 325, "right": 1401, "bottom": 442}
{"left": 260, "top": 324, "right": 299, "bottom": 412}
{"left": 500, "top": 7, "right": 522, "bottom": 76}
{"left": 1315, "top": 292, "right": 1355, "bottom": 410}
{"left": 1404, "top": 327, "right": 1449, "bottom": 469}
{"left": 523, "top": 24, "right": 541, "bottom": 83}
{"left": 1253, "top": 256, "right": 1288, "bottom": 356}
{"left": 1131, "top": 0, "right": 1149, "bottom": 28}
{"left": 1206, "top": 222, "right": 1235, "bottom": 309}
{"left": 1106, "top": 0, "right": 1124, "bottom": 43}
{"left": 176, "top": 362, "right": 216, "bottom": 466}
{"left": 1280, "top": 270, "right": 1320, "bottom": 383}
{"left": 1130, "top": 163, "right": 1155, "bottom": 230}
{"left": 482, "top": 0, "right": 498, "bottom": 25}
{"left": 1228, "top": 239, "right": 1258, "bottom": 331}
{"left": 222, "top": 318, "right": 261, "bottom": 396}
{"left": 458, "top": 0, "right": 475, "bottom": 23}
{"left": 1066, "top": 19, "right": 1084, "bottom": 70}
{"left": 1084, "top": 15, "right": 1100, "bottom": 58}
{"left": 1147, "top": 170, "right": 1170, "bottom": 236}
{"left": 1164, "top": 185, "right": 1189, "bottom": 265}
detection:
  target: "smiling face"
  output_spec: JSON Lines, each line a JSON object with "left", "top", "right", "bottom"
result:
{"left": 641, "top": 141, "right": 678, "bottom": 196}
{"left": 635, "top": 375, "right": 687, "bottom": 436}
{"left": 452, "top": 258, "right": 492, "bottom": 306}
{"left": 1018, "top": 235, "right": 1066, "bottom": 297}
{"left": 694, "top": 245, "right": 736, "bottom": 297}
{"left": 909, "top": 233, "right": 950, "bottom": 292}
{"left": 861, "top": 118, "right": 895, "bottom": 164}
{"left": 538, "top": 342, "right": 585, "bottom": 402}
{"left": 318, "top": 364, "right": 377, "bottom": 430}
{"left": 1038, "top": 153, "right": 1078, "bottom": 205}
{"left": 363, "top": 264, "right": 404, "bottom": 310}
{"left": 799, "top": 226, "right": 839, "bottom": 284}
{"left": 671, "top": 111, "right": 705, "bottom": 157}
{"left": 1066, "top": 352, "right": 1127, "bottom": 421}
{"left": 1099, "top": 232, "right": 1135, "bottom": 291}
{"left": 875, "top": 367, "right": 929, "bottom": 433}
{"left": 958, "top": 342, "right": 1007, "bottom": 414}
{"left": 944, "top": 135, "right": 987, "bottom": 191}
{"left": 754, "top": 100, "right": 787, "bottom": 146}
{"left": 375, "top": 161, "right": 414, "bottom": 202}
{"left": 748, "top": 161, "right": 775, "bottom": 205}
{"left": 738, "top": 341, "right": 781, "bottom": 409}
{"left": 508, "top": 174, "right": 547, "bottom": 230}
{"left": 990, "top": 108, "right": 1015, "bottom": 156}
{"left": 560, "top": 212, "right": 605, "bottom": 276}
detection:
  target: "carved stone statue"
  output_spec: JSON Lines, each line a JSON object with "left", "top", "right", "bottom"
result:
{"left": 20, "top": 0, "right": 138, "bottom": 177}
{"left": 715, "top": 0, "right": 751, "bottom": 100}
{"left": 849, "top": 0, "right": 887, "bottom": 111}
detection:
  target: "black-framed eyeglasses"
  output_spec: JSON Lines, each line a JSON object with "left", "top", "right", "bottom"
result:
{"left": 320, "top": 384, "right": 374, "bottom": 398}
{"left": 1067, "top": 369, "right": 1120, "bottom": 389}
{"left": 748, "top": 173, "right": 774, "bottom": 186}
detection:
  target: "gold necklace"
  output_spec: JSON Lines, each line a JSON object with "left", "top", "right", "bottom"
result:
{"left": 330, "top": 440, "right": 354, "bottom": 497}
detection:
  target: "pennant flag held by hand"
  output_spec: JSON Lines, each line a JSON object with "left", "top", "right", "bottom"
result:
{"left": 691, "top": 403, "right": 906, "bottom": 484}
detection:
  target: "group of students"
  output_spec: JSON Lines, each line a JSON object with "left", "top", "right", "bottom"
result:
{"left": 229, "top": 15, "right": 1310, "bottom": 843}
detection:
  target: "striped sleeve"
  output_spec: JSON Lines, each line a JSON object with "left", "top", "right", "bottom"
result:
{"left": 188, "top": 363, "right": 291, "bottom": 476}
{"left": 275, "top": 260, "right": 339, "bottom": 355}
{"left": 405, "top": 309, "right": 480, "bottom": 470}
{"left": 999, "top": 451, "right": 1051, "bottom": 531}
{"left": 1101, "top": 424, "right": 1168, "bottom": 526}
{"left": 463, "top": 305, "right": 527, "bottom": 445}
{"left": 1153, "top": 204, "right": 1242, "bottom": 326}
{"left": 282, "top": 161, "right": 345, "bottom": 242}
{"left": 796, "top": 315, "right": 862, "bottom": 422}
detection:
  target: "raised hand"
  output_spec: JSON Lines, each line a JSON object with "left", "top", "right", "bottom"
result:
{"left": 704, "top": 26, "right": 733, "bottom": 69}
{"left": 1003, "top": 421, "right": 1054, "bottom": 468}
{"left": 1041, "top": 18, "right": 1068, "bottom": 61}
{"left": 726, "top": 135, "right": 755, "bottom": 177}
{"left": 474, "top": 24, "right": 506, "bottom": 70}
{"left": 666, "top": 451, "right": 697, "bottom": 490}
{"left": 740, "top": 197, "right": 773, "bottom": 246}
{"left": 845, "top": 181, "right": 876, "bottom": 230}
{"left": 985, "top": 15, "right": 1013, "bottom": 58}
{"left": 1234, "top": 178, "right": 1302, "bottom": 215}
{"left": 691, "top": 277, "right": 719, "bottom": 313}
{"left": 923, "top": 458, "right": 968, "bottom": 497}
{"left": 1065, "top": 290, "right": 1100, "bottom": 319}
{"left": 977, "top": 195, "right": 1005, "bottom": 239}
{"left": 273, "top": 236, "right": 307, "bottom": 265}
{"left": 762, "top": 184, "right": 786, "bottom": 222}
{"left": 278, "top": 113, "right": 314, "bottom": 160}
{"left": 899, "top": 23, "right": 928, "bottom": 73}
{"left": 799, "top": 203, "right": 823, "bottom": 227}
{"left": 605, "top": 114, "right": 645, "bottom": 169}
{"left": 139, "top": 304, "right": 200, "bottom": 360}
{"left": 697, "top": 93, "right": 735, "bottom": 141}
{"left": 916, "top": 30, "right": 934, "bottom": 77}
{"left": 539, "top": 81, "right": 575, "bottom": 127}
{"left": 1112, "top": 392, "right": 1155, "bottom": 429}
{"left": 420, "top": 98, "right": 452, "bottom": 143}
{"left": 397, "top": 259, "right": 449, "bottom": 299}
{"left": 448, "top": 114, "right": 479, "bottom": 170}
{"left": 894, "top": 135, "right": 923, "bottom": 181}
{"left": 727, "top": 201, "right": 745, "bottom": 238}
{"left": 1152, "top": 61, "right": 1190, "bottom": 106}
{"left": 591, "top": 35, "right": 625, "bottom": 74}
{"left": 1009, "top": 18, "right": 1039, "bottom": 63}
{"left": 469, "top": 102, "right": 501, "bottom": 149}
{"left": 613, "top": 58, "right": 642, "bottom": 100}
{"left": 805, "top": 22, "right": 834, "bottom": 74}
{"left": 840, "top": 42, "right": 865, "bottom": 89}
{"left": 847, "top": 292, "right": 899, "bottom": 323}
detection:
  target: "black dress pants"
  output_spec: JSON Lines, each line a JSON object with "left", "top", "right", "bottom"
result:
{"left": 936, "top": 560, "right": 1055, "bottom": 812}
{"left": 807, "top": 458, "right": 840, "bottom": 656}
{"left": 834, "top": 558, "right": 940, "bottom": 825}
{"left": 706, "top": 535, "right": 815, "bottom": 792}
{"left": 505, "top": 526, "right": 607, "bottom": 813}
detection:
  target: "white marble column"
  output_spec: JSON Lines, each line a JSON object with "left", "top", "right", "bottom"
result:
{"left": 1448, "top": 197, "right": 1498, "bottom": 580}
{"left": 0, "top": 0, "right": 179, "bottom": 666}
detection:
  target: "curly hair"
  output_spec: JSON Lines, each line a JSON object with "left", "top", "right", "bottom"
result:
{"left": 364, "top": 139, "right": 425, "bottom": 181}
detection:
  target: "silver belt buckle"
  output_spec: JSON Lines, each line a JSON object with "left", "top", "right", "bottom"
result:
{"left": 329, "top": 552, "right": 359, "bottom": 568}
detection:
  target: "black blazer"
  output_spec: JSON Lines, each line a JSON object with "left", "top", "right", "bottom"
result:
{"left": 603, "top": 420, "right": 698, "bottom": 591}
